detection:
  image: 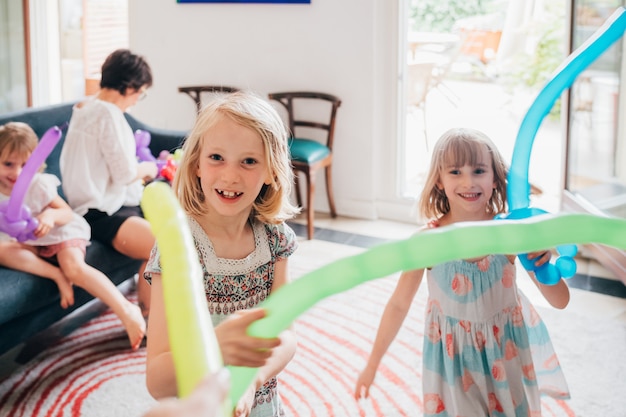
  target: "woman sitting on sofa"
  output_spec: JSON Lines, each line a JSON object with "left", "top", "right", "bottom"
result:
{"left": 60, "top": 49, "right": 158, "bottom": 318}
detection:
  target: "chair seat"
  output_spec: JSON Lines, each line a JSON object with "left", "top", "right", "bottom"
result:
{"left": 289, "top": 138, "right": 330, "bottom": 164}
{"left": 268, "top": 91, "right": 341, "bottom": 239}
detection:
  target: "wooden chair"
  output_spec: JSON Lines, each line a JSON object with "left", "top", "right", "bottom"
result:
{"left": 178, "top": 85, "right": 239, "bottom": 113}
{"left": 268, "top": 91, "right": 342, "bottom": 240}
{"left": 406, "top": 61, "right": 436, "bottom": 150}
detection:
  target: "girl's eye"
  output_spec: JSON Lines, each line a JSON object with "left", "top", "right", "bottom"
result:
{"left": 474, "top": 168, "right": 486, "bottom": 174}
{"left": 449, "top": 169, "right": 460, "bottom": 175}
{"left": 209, "top": 154, "right": 223, "bottom": 161}
{"left": 243, "top": 158, "right": 257, "bottom": 165}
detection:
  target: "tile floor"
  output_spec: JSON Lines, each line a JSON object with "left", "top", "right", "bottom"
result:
{"left": 287, "top": 213, "right": 626, "bottom": 326}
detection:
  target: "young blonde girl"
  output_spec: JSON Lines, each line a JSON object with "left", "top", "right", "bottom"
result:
{"left": 144, "top": 91, "right": 300, "bottom": 417}
{"left": 0, "top": 122, "right": 145, "bottom": 350}
{"left": 355, "top": 128, "right": 570, "bottom": 416}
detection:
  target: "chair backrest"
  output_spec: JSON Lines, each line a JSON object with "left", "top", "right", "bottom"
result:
{"left": 268, "top": 91, "right": 341, "bottom": 151}
{"left": 406, "top": 62, "right": 435, "bottom": 108}
{"left": 178, "top": 85, "right": 240, "bottom": 113}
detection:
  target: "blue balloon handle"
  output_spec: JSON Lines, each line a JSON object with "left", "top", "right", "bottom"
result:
{"left": 497, "top": 208, "right": 578, "bottom": 285}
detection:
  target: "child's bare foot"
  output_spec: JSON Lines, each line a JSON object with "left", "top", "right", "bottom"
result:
{"left": 55, "top": 277, "right": 74, "bottom": 309}
{"left": 121, "top": 303, "right": 147, "bottom": 350}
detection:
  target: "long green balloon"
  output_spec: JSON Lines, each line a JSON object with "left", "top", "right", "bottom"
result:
{"left": 227, "top": 213, "right": 626, "bottom": 403}
{"left": 141, "top": 182, "right": 226, "bottom": 408}
{"left": 140, "top": 183, "right": 626, "bottom": 406}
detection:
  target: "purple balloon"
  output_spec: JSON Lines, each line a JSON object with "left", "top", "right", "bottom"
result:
{"left": 0, "top": 125, "right": 62, "bottom": 241}
{"left": 135, "top": 129, "right": 156, "bottom": 162}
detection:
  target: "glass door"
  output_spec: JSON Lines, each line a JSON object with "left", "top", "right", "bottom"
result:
{"left": 563, "top": 0, "right": 626, "bottom": 279}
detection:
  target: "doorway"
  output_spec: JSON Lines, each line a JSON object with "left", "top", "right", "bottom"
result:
{"left": 399, "top": 0, "right": 567, "bottom": 211}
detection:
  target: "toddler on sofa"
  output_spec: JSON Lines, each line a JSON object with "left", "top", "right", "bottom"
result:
{"left": 0, "top": 122, "right": 145, "bottom": 350}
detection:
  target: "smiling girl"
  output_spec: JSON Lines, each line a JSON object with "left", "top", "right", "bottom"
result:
{"left": 144, "top": 91, "right": 300, "bottom": 417}
{"left": 355, "top": 128, "right": 570, "bottom": 416}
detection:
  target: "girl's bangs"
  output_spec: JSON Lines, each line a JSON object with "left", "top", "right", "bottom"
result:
{"left": 441, "top": 139, "right": 489, "bottom": 168}
{"left": 0, "top": 142, "right": 32, "bottom": 161}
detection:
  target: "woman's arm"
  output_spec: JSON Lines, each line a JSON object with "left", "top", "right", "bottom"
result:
{"left": 355, "top": 268, "right": 425, "bottom": 399}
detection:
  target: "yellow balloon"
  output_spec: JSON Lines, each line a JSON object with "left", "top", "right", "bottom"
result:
{"left": 141, "top": 182, "right": 225, "bottom": 404}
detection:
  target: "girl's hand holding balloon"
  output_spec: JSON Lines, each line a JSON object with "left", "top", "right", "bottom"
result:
{"left": 215, "top": 308, "right": 281, "bottom": 368}
{"left": 525, "top": 250, "right": 551, "bottom": 268}
{"left": 33, "top": 210, "right": 55, "bottom": 238}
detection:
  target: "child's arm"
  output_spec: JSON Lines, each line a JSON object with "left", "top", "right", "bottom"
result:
{"left": 33, "top": 196, "right": 76, "bottom": 238}
{"left": 354, "top": 268, "right": 425, "bottom": 399}
{"left": 234, "top": 257, "right": 297, "bottom": 416}
{"left": 145, "top": 272, "right": 177, "bottom": 398}
{"left": 528, "top": 270, "right": 570, "bottom": 309}
{"left": 145, "top": 273, "right": 281, "bottom": 399}
{"left": 143, "top": 369, "right": 229, "bottom": 417}
{"left": 525, "top": 250, "right": 570, "bottom": 309}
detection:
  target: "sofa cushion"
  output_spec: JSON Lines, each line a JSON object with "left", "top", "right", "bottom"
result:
{"left": 0, "top": 241, "right": 141, "bottom": 327}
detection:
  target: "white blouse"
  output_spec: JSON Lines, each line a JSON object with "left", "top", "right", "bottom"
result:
{"left": 60, "top": 97, "right": 142, "bottom": 216}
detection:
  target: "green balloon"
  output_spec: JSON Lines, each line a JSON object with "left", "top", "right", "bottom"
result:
{"left": 227, "top": 213, "right": 626, "bottom": 403}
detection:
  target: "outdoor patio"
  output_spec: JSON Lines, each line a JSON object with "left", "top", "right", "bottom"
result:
{"left": 404, "top": 74, "right": 565, "bottom": 213}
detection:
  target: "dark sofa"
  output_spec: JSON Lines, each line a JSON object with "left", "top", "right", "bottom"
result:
{"left": 0, "top": 102, "right": 187, "bottom": 357}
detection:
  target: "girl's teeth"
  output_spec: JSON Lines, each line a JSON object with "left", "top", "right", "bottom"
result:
{"left": 219, "top": 190, "right": 240, "bottom": 198}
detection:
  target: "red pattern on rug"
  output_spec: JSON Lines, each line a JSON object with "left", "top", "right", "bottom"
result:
{"left": 0, "top": 276, "right": 577, "bottom": 417}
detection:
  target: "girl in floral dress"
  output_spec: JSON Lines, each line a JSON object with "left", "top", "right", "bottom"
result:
{"left": 144, "top": 91, "right": 300, "bottom": 417}
{"left": 355, "top": 128, "right": 570, "bottom": 416}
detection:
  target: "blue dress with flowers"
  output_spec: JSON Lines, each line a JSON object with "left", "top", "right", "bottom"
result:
{"left": 421, "top": 233, "right": 569, "bottom": 416}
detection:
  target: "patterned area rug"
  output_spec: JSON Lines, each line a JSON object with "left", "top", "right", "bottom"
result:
{"left": 0, "top": 239, "right": 624, "bottom": 416}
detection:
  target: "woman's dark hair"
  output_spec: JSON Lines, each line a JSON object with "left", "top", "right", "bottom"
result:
{"left": 100, "top": 49, "right": 153, "bottom": 94}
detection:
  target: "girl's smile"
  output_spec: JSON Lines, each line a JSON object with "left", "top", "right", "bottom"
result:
{"left": 197, "top": 116, "right": 271, "bottom": 218}
{"left": 216, "top": 189, "right": 243, "bottom": 199}
{"left": 457, "top": 192, "right": 481, "bottom": 201}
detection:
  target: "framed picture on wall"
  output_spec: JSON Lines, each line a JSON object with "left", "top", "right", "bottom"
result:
{"left": 178, "top": 0, "right": 310, "bottom": 3}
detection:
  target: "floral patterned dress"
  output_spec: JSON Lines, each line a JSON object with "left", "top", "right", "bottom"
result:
{"left": 145, "top": 217, "right": 298, "bottom": 417}
{"left": 421, "top": 224, "right": 569, "bottom": 416}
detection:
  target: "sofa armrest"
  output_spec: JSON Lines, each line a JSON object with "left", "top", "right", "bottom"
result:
{"left": 125, "top": 113, "right": 188, "bottom": 155}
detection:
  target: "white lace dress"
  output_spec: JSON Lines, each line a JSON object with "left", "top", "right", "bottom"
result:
{"left": 145, "top": 217, "right": 298, "bottom": 417}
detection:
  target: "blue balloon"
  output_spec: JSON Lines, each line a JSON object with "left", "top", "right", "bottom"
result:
{"left": 555, "top": 256, "right": 577, "bottom": 278}
{"left": 500, "top": 208, "right": 578, "bottom": 284}
{"left": 508, "top": 7, "right": 626, "bottom": 211}
{"left": 502, "top": 7, "right": 626, "bottom": 285}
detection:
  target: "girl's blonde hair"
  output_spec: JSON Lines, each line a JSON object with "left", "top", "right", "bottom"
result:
{"left": 0, "top": 122, "right": 39, "bottom": 163}
{"left": 418, "top": 127, "right": 508, "bottom": 220}
{"left": 173, "top": 91, "right": 300, "bottom": 224}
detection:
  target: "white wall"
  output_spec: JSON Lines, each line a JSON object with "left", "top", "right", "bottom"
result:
{"left": 129, "top": 0, "right": 405, "bottom": 221}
